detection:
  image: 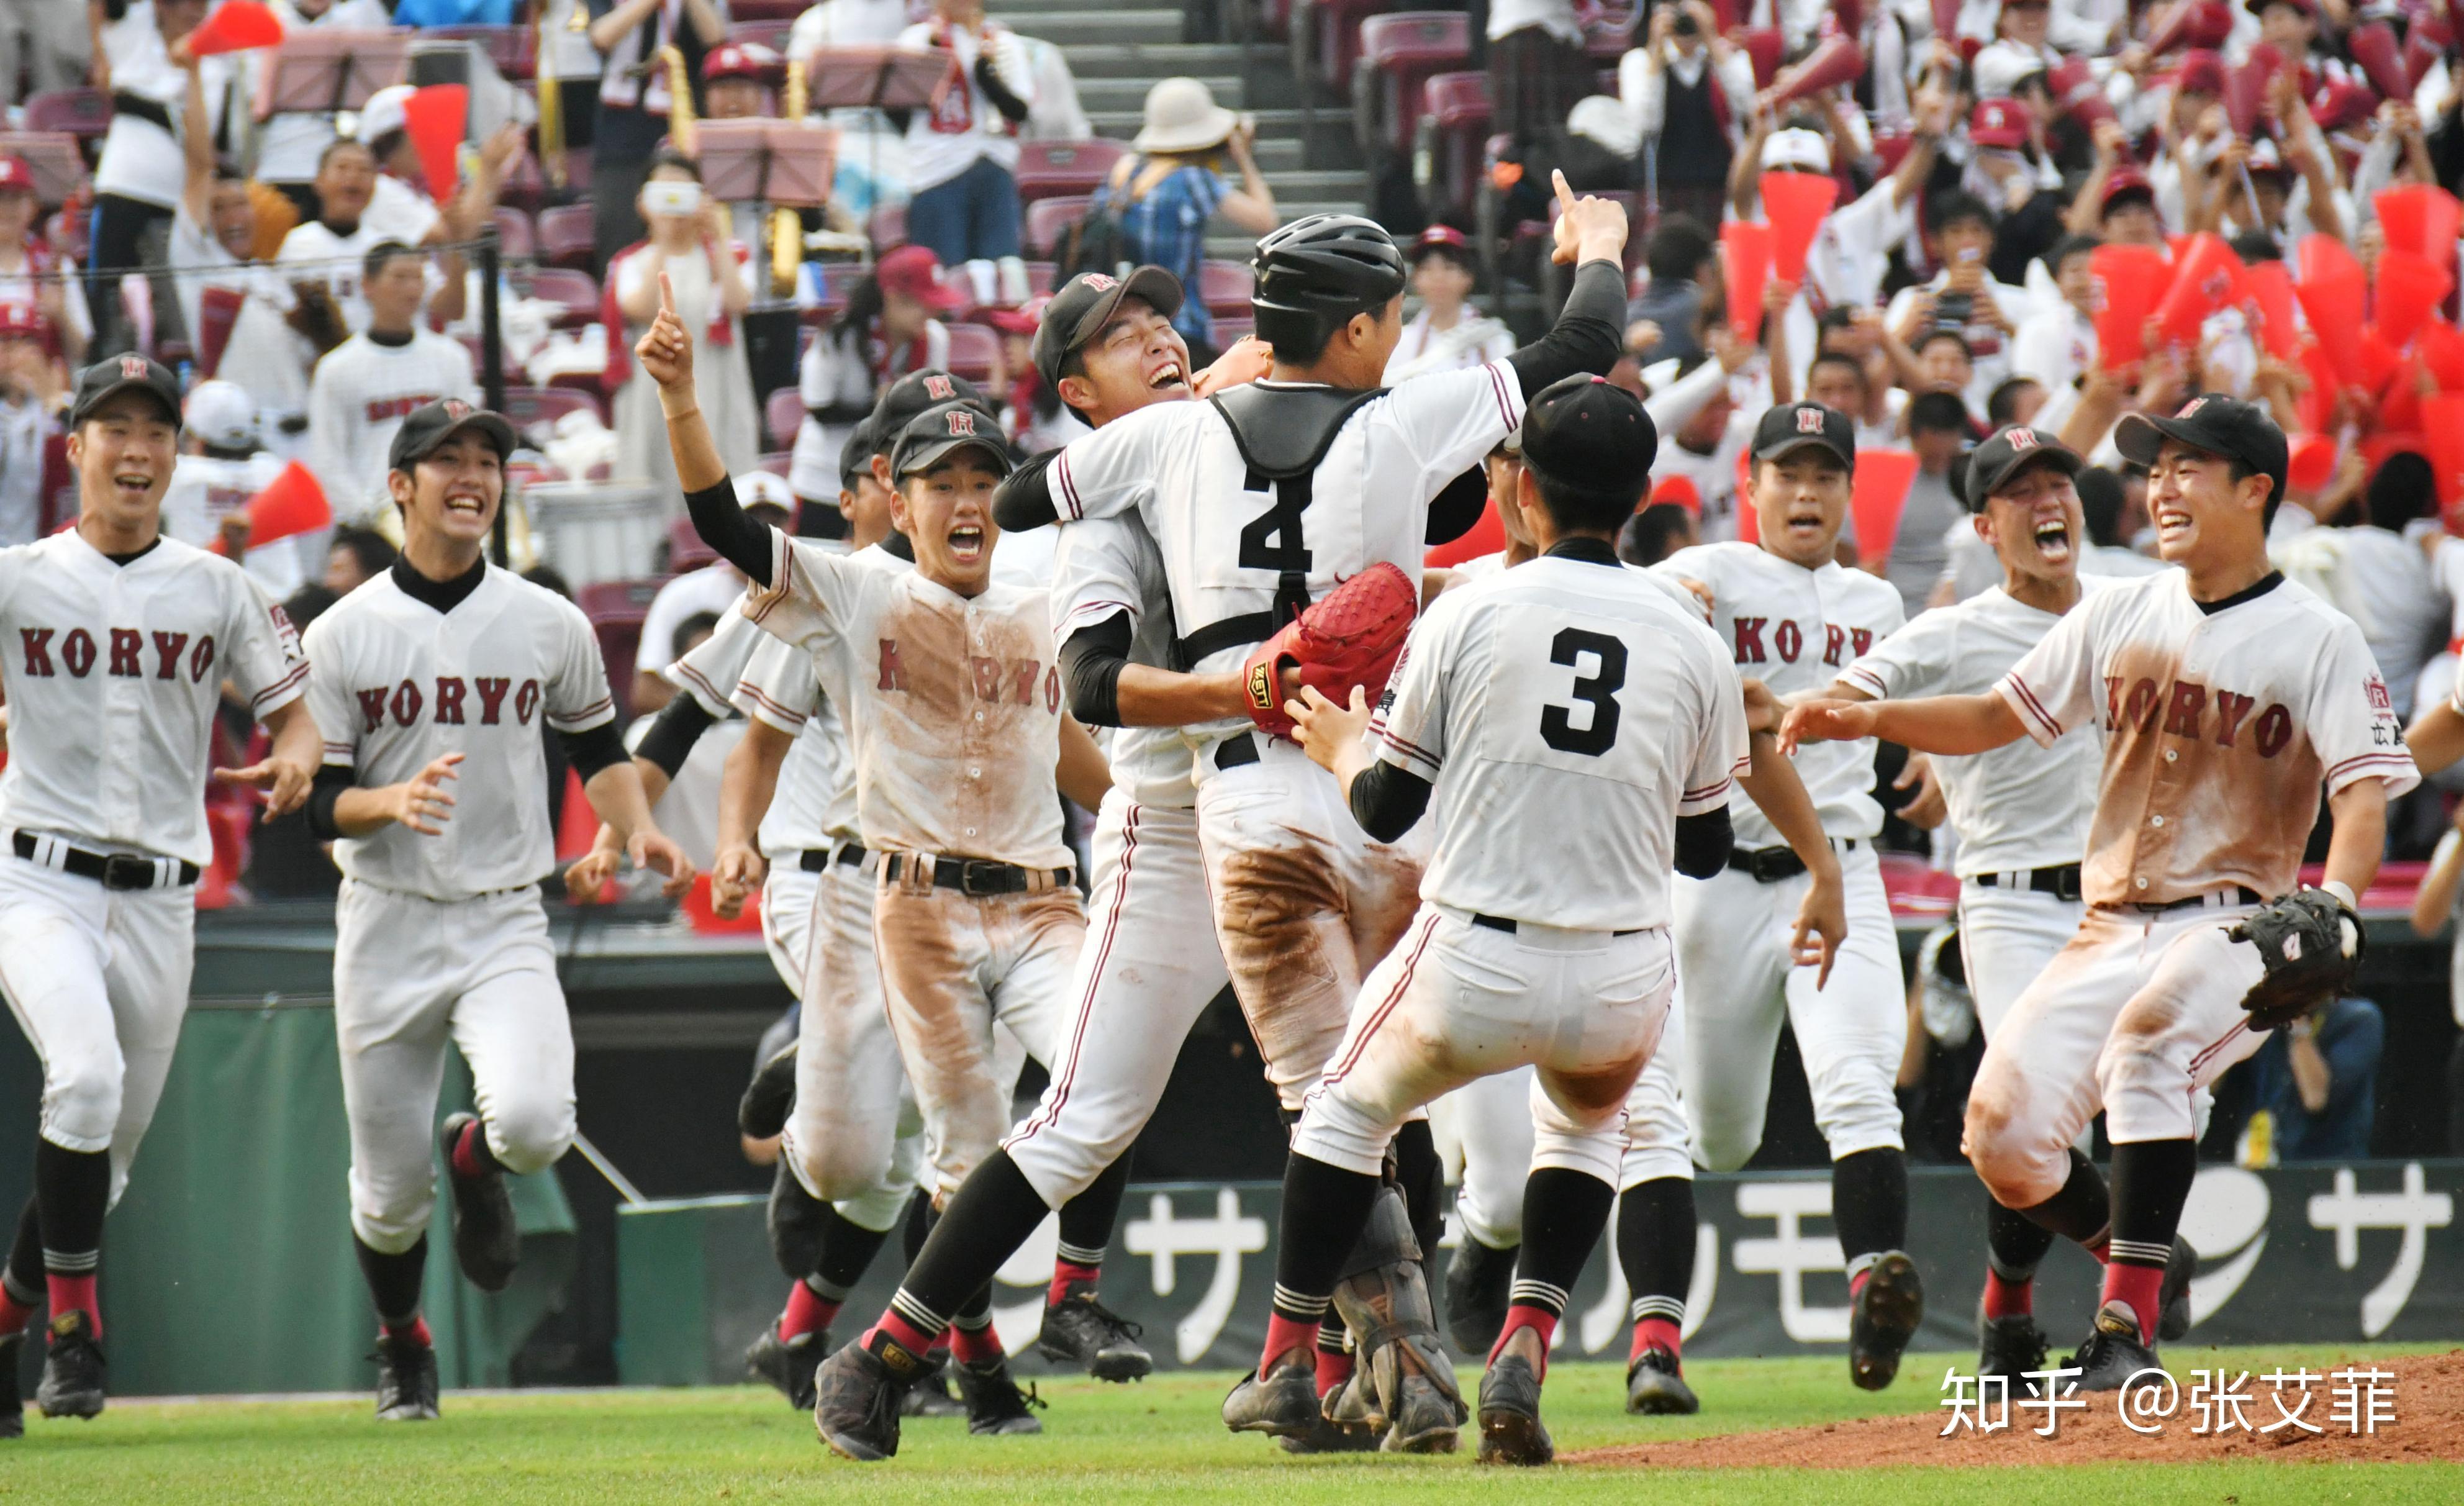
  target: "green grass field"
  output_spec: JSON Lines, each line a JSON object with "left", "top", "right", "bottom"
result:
{"left": 2, "top": 1347, "right": 2453, "bottom": 1505}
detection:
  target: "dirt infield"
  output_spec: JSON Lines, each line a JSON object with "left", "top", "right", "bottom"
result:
{"left": 1570, "top": 1351, "right": 2464, "bottom": 1467}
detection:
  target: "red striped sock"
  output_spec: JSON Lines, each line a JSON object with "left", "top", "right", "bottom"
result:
{"left": 1313, "top": 1337, "right": 1353, "bottom": 1398}
{"left": 0, "top": 1287, "right": 35, "bottom": 1338}
{"left": 864, "top": 1309, "right": 936, "bottom": 1359}
{"left": 1488, "top": 1304, "right": 1560, "bottom": 1381}
{"left": 450, "top": 1120, "right": 492, "bottom": 1180}
{"left": 1629, "top": 1317, "right": 1681, "bottom": 1366}
{"left": 1261, "top": 1313, "right": 1319, "bottom": 1376}
{"left": 1982, "top": 1267, "right": 2032, "bottom": 1320}
{"left": 781, "top": 1279, "right": 839, "bottom": 1341}
{"left": 382, "top": 1315, "right": 432, "bottom": 1346}
{"left": 47, "top": 1274, "right": 96, "bottom": 1336}
{"left": 948, "top": 1322, "right": 1002, "bottom": 1366}
{"left": 1047, "top": 1260, "right": 1100, "bottom": 1309}
{"left": 2101, "top": 1262, "right": 2165, "bottom": 1345}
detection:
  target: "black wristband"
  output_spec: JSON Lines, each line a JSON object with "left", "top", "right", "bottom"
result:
{"left": 634, "top": 694, "right": 718, "bottom": 778}
{"left": 559, "top": 720, "right": 631, "bottom": 781}
{"left": 303, "top": 762, "right": 356, "bottom": 841}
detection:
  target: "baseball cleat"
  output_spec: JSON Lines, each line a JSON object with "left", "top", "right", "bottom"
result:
{"left": 34, "top": 1312, "right": 104, "bottom": 1420}
{"left": 373, "top": 1330, "right": 440, "bottom": 1422}
{"left": 746, "top": 1326, "right": 822, "bottom": 1412}
{"left": 2067, "top": 1300, "right": 2165, "bottom": 1393}
{"left": 951, "top": 1354, "right": 1044, "bottom": 1436}
{"left": 1036, "top": 1285, "right": 1151, "bottom": 1382}
{"left": 1976, "top": 1312, "right": 2049, "bottom": 1397}
{"left": 0, "top": 1331, "right": 22, "bottom": 1438}
{"left": 1221, "top": 1350, "right": 1320, "bottom": 1438}
{"left": 900, "top": 1370, "right": 967, "bottom": 1417}
{"left": 440, "top": 1113, "right": 518, "bottom": 1294}
{"left": 2157, "top": 1236, "right": 2199, "bottom": 1343}
{"left": 1276, "top": 1376, "right": 1381, "bottom": 1455}
{"left": 1624, "top": 1346, "right": 1699, "bottom": 1415}
{"left": 1380, "top": 1369, "right": 1465, "bottom": 1453}
{"left": 738, "top": 1043, "right": 798, "bottom": 1141}
{"left": 1475, "top": 1354, "right": 1552, "bottom": 1466}
{"left": 812, "top": 1339, "right": 917, "bottom": 1461}
{"left": 1847, "top": 1251, "right": 1924, "bottom": 1392}
{"left": 1443, "top": 1238, "right": 1517, "bottom": 1355}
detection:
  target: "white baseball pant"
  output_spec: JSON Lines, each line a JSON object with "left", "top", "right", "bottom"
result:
{"left": 1444, "top": 1067, "right": 1535, "bottom": 1250}
{"left": 872, "top": 861, "right": 1082, "bottom": 1202}
{"left": 1964, "top": 897, "right": 2268, "bottom": 1208}
{"left": 1955, "top": 880, "right": 2084, "bottom": 1040}
{"left": 1003, "top": 789, "right": 1228, "bottom": 1209}
{"left": 1675, "top": 840, "right": 1907, "bottom": 1173}
{"left": 335, "top": 879, "right": 576, "bottom": 1255}
{"left": 1619, "top": 1001, "right": 1695, "bottom": 1189}
{"left": 1197, "top": 737, "right": 1429, "bottom": 1112}
{"left": 1295, "top": 906, "right": 1675, "bottom": 1187}
{"left": 0, "top": 853, "right": 195, "bottom": 1207}
{"left": 766, "top": 856, "right": 926, "bottom": 1234}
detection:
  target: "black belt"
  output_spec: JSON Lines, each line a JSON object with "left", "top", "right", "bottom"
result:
{"left": 1472, "top": 912, "right": 1642, "bottom": 938}
{"left": 797, "top": 842, "right": 867, "bottom": 873}
{"left": 881, "top": 853, "right": 1072, "bottom": 896}
{"left": 111, "top": 92, "right": 175, "bottom": 133}
{"left": 1215, "top": 732, "right": 1261, "bottom": 771}
{"left": 1973, "top": 863, "right": 2083, "bottom": 903}
{"left": 1726, "top": 839, "right": 1858, "bottom": 884}
{"left": 13, "top": 832, "right": 198, "bottom": 890}
{"left": 1175, "top": 612, "right": 1282, "bottom": 674}
{"left": 2134, "top": 885, "right": 2262, "bottom": 913}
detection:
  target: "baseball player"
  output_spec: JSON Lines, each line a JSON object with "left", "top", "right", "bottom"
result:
{"left": 650, "top": 283, "right": 1121, "bottom": 1446}
{"left": 1785, "top": 395, "right": 2412, "bottom": 1387}
{"left": 303, "top": 242, "right": 481, "bottom": 522}
{"left": 1650, "top": 401, "right": 1923, "bottom": 1392}
{"left": 301, "top": 399, "right": 691, "bottom": 1423}
{"left": 1223, "top": 374, "right": 1746, "bottom": 1465}
{"left": 0, "top": 356, "right": 319, "bottom": 1434}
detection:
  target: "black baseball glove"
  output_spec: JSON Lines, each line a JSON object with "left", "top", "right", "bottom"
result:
{"left": 2228, "top": 889, "right": 2363, "bottom": 1031}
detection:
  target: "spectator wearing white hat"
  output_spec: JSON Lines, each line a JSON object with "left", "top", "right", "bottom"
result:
{"left": 304, "top": 241, "right": 482, "bottom": 522}
{"left": 1088, "top": 77, "right": 1277, "bottom": 360}
{"left": 630, "top": 473, "right": 797, "bottom": 714}
{"left": 163, "top": 379, "right": 294, "bottom": 584}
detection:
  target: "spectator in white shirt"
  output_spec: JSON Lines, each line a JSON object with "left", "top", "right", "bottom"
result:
{"left": 2011, "top": 232, "right": 2098, "bottom": 397}
{"left": 91, "top": 0, "right": 218, "bottom": 355}
{"left": 168, "top": 43, "right": 299, "bottom": 422}
{"left": 1623, "top": 1, "right": 1756, "bottom": 229}
{"left": 608, "top": 150, "right": 760, "bottom": 496}
{"left": 255, "top": 0, "right": 397, "bottom": 222}
{"left": 587, "top": 0, "right": 731, "bottom": 270}
{"left": 162, "top": 379, "right": 302, "bottom": 589}
{"left": 2076, "top": 463, "right": 2167, "bottom": 577}
{"left": 895, "top": 0, "right": 1036, "bottom": 301}
{"left": 1883, "top": 188, "right": 2031, "bottom": 414}
{"left": 2331, "top": 453, "right": 2445, "bottom": 722}
{"left": 1383, "top": 227, "right": 1512, "bottom": 383}
{"left": 625, "top": 609, "right": 745, "bottom": 869}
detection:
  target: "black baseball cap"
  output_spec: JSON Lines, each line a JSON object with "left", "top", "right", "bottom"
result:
{"left": 2114, "top": 393, "right": 2288, "bottom": 507}
{"left": 891, "top": 401, "right": 1015, "bottom": 479}
{"left": 1520, "top": 374, "right": 1659, "bottom": 492}
{"left": 70, "top": 353, "right": 182, "bottom": 429}
{"left": 838, "top": 424, "right": 876, "bottom": 490}
{"left": 1031, "top": 266, "right": 1184, "bottom": 388}
{"left": 866, "top": 369, "right": 994, "bottom": 461}
{"left": 1955, "top": 424, "right": 2083, "bottom": 512}
{"left": 1752, "top": 401, "right": 1856, "bottom": 470}
{"left": 387, "top": 397, "right": 518, "bottom": 473}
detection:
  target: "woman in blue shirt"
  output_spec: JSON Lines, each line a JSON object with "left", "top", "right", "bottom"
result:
{"left": 1093, "top": 76, "right": 1277, "bottom": 361}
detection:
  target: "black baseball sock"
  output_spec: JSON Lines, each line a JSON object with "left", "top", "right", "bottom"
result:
{"left": 899, "top": 1151, "right": 1051, "bottom": 1322}
{"left": 1986, "top": 1194, "right": 2058, "bottom": 1285}
{"left": 1054, "top": 1150, "right": 1131, "bottom": 1279}
{"left": 1260, "top": 1153, "right": 1381, "bottom": 1371}
{"left": 2019, "top": 1147, "right": 2113, "bottom": 1253}
{"left": 813, "top": 1207, "right": 893, "bottom": 1297}
{"left": 2102, "top": 1138, "right": 2196, "bottom": 1340}
{"left": 1495, "top": 1168, "right": 1615, "bottom": 1373}
{"left": 1, "top": 1197, "right": 40, "bottom": 1330}
{"left": 1830, "top": 1146, "right": 1908, "bottom": 1284}
{"left": 34, "top": 1138, "right": 107, "bottom": 1330}
{"left": 1392, "top": 1118, "right": 1446, "bottom": 1261}
{"left": 901, "top": 1188, "right": 933, "bottom": 1263}
{"left": 1617, "top": 1176, "right": 1695, "bottom": 1361}
{"left": 353, "top": 1233, "right": 428, "bottom": 1333}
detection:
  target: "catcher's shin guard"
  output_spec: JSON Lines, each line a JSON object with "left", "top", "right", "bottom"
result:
{"left": 1330, "top": 1187, "right": 1466, "bottom": 1453}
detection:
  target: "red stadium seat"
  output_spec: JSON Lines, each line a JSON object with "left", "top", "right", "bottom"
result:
{"left": 1418, "top": 71, "right": 1491, "bottom": 220}
{"left": 766, "top": 386, "right": 807, "bottom": 450}
{"left": 1357, "top": 12, "right": 1469, "bottom": 158}
{"left": 1199, "top": 259, "right": 1252, "bottom": 319}
{"left": 0, "top": 134, "right": 86, "bottom": 207}
{"left": 796, "top": 259, "right": 872, "bottom": 322}
{"left": 667, "top": 515, "right": 719, "bottom": 571}
{"left": 492, "top": 206, "right": 535, "bottom": 260}
{"left": 537, "top": 203, "right": 596, "bottom": 270}
{"left": 1023, "top": 195, "right": 1090, "bottom": 258}
{"left": 1012, "top": 138, "right": 1129, "bottom": 207}
{"left": 578, "top": 578, "right": 666, "bottom": 719}
{"left": 943, "top": 322, "right": 1002, "bottom": 384}
{"left": 523, "top": 266, "right": 601, "bottom": 327}
{"left": 22, "top": 89, "right": 110, "bottom": 140}
{"left": 728, "top": 0, "right": 806, "bottom": 19}
{"left": 498, "top": 148, "right": 550, "bottom": 214}
{"left": 1311, "top": 0, "right": 1397, "bottom": 94}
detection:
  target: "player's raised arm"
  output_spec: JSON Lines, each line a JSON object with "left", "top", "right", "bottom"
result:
{"left": 645, "top": 271, "right": 777, "bottom": 585}
{"left": 1498, "top": 172, "right": 1631, "bottom": 399}
{"left": 1782, "top": 692, "right": 2027, "bottom": 758}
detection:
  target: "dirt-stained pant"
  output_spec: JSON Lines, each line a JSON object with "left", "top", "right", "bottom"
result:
{"left": 1964, "top": 896, "right": 2268, "bottom": 1209}
{"left": 872, "top": 861, "right": 1082, "bottom": 1202}
{"left": 1195, "top": 736, "right": 1429, "bottom": 1114}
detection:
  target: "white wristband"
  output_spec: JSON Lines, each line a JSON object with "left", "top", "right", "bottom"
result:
{"left": 2321, "top": 879, "right": 2358, "bottom": 912}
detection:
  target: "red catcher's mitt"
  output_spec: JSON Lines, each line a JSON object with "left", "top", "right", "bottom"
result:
{"left": 1241, "top": 562, "right": 1417, "bottom": 740}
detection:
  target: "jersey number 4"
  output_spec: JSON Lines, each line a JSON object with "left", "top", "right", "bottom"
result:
{"left": 1539, "top": 627, "right": 1626, "bottom": 756}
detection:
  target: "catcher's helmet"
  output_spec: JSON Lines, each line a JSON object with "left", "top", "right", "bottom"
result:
{"left": 1251, "top": 214, "right": 1407, "bottom": 352}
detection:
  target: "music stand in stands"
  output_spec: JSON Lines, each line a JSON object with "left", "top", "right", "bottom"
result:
{"left": 697, "top": 120, "right": 840, "bottom": 209}
{"left": 799, "top": 48, "right": 949, "bottom": 244}
{"left": 0, "top": 134, "right": 85, "bottom": 209}
{"left": 254, "top": 29, "right": 411, "bottom": 119}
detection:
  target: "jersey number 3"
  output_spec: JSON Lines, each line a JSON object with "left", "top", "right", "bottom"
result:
{"left": 1539, "top": 627, "right": 1626, "bottom": 756}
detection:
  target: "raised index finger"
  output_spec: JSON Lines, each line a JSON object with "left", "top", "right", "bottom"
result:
{"left": 1552, "top": 168, "right": 1578, "bottom": 219}
{"left": 659, "top": 269, "right": 676, "bottom": 319}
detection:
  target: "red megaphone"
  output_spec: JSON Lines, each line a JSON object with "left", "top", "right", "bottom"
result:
{"left": 240, "top": 461, "right": 332, "bottom": 550}
{"left": 1721, "top": 219, "right": 1775, "bottom": 343}
{"left": 2408, "top": 14, "right": 2454, "bottom": 92}
{"left": 2224, "top": 45, "right": 2281, "bottom": 139}
{"left": 2144, "top": 0, "right": 2232, "bottom": 57}
{"left": 1768, "top": 35, "right": 1865, "bottom": 107}
{"left": 2241, "top": 260, "right": 2301, "bottom": 360}
{"left": 2285, "top": 433, "right": 2337, "bottom": 495}
{"left": 1760, "top": 170, "right": 1837, "bottom": 285}
{"left": 2427, "top": 395, "right": 2464, "bottom": 510}
{"left": 2152, "top": 232, "right": 2243, "bottom": 353}
{"left": 2376, "top": 249, "right": 2455, "bottom": 348}
{"left": 1850, "top": 450, "right": 1919, "bottom": 564}
{"left": 2047, "top": 58, "right": 2118, "bottom": 129}
{"left": 2090, "top": 242, "right": 2170, "bottom": 371}
{"left": 2349, "top": 21, "right": 2410, "bottom": 104}
{"left": 402, "top": 84, "right": 469, "bottom": 207}
{"left": 2422, "top": 321, "right": 2464, "bottom": 392}
{"left": 185, "top": 0, "right": 282, "bottom": 57}
{"left": 2295, "top": 234, "right": 2370, "bottom": 388}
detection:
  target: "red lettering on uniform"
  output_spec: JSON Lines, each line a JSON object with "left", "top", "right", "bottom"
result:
{"left": 1044, "top": 665, "right": 1060, "bottom": 714}
{"left": 514, "top": 679, "right": 541, "bottom": 724}
{"left": 971, "top": 656, "right": 1003, "bottom": 701}
{"left": 877, "top": 640, "right": 908, "bottom": 691}
{"left": 19, "top": 628, "right": 52, "bottom": 676}
{"left": 60, "top": 628, "right": 94, "bottom": 678}
{"left": 189, "top": 635, "right": 215, "bottom": 682}
{"left": 2122, "top": 678, "right": 2160, "bottom": 732}
{"left": 150, "top": 631, "right": 188, "bottom": 680}
{"left": 1013, "top": 662, "right": 1038, "bottom": 705}
{"left": 390, "top": 679, "right": 424, "bottom": 725}
{"left": 434, "top": 677, "right": 467, "bottom": 724}
{"left": 2213, "top": 691, "right": 2254, "bottom": 746}
{"left": 2103, "top": 675, "right": 2124, "bottom": 729}
{"left": 1733, "top": 617, "right": 1768, "bottom": 663}
{"left": 2253, "top": 704, "right": 2293, "bottom": 757}
{"left": 108, "top": 628, "right": 142, "bottom": 678}
{"left": 1849, "top": 628, "right": 1873, "bottom": 657}
{"left": 2365, "top": 676, "right": 2393, "bottom": 712}
{"left": 1773, "top": 619, "right": 1803, "bottom": 663}
{"left": 474, "top": 676, "right": 511, "bottom": 724}
{"left": 356, "top": 687, "right": 389, "bottom": 732}
{"left": 361, "top": 394, "right": 443, "bottom": 425}
{"left": 2163, "top": 680, "right": 2206, "bottom": 738}
{"left": 1823, "top": 624, "right": 1846, "bottom": 666}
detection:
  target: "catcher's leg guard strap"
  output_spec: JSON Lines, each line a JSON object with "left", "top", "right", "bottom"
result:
{"left": 1331, "top": 1187, "right": 1464, "bottom": 1418}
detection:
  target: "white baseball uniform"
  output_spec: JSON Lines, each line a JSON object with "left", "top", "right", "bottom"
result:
{"left": 1966, "top": 571, "right": 2416, "bottom": 1207}
{"left": 1000, "top": 513, "right": 1231, "bottom": 1210}
{"left": 1293, "top": 548, "right": 1749, "bottom": 1187}
{"left": 303, "top": 564, "right": 613, "bottom": 1255}
{"left": 1839, "top": 580, "right": 2109, "bottom": 1037}
{"left": 744, "top": 531, "right": 1084, "bottom": 1200}
{"left": 303, "top": 330, "right": 481, "bottom": 522}
{"left": 1651, "top": 540, "right": 1909, "bottom": 1173}
{"left": 0, "top": 532, "right": 307, "bottom": 1203}
{"left": 1044, "top": 362, "right": 1524, "bottom": 1109}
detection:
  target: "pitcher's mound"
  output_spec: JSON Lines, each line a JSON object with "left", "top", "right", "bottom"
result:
{"left": 1569, "top": 1351, "right": 2464, "bottom": 1467}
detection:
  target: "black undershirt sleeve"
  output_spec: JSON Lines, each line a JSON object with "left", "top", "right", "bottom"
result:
{"left": 992, "top": 448, "right": 1061, "bottom": 532}
{"left": 1348, "top": 760, "right": 1433, "bottom": 843}
{"left": 304, "top": 763, "right": 356, "bottom": 841}
{"left": 633, "top": 694, "right": 718, "bottom": 778}
{"left": 559, "top": 720, "right": 631, "bottom": 781}
{"left": 1672, "top": 806, "right": 1734, "bottom": 880}
{"left": 1058, "top": 612, "right": 1132, "bottom": 727}
{"left": 1426, "top": 466, "right": 1488, "bottom": 546}
{"left": 683, "top": 476, "right": 777, "bottom": 586}
{"left": 1505, "top": 257, "right": 1628, "bottom": 400}
{"left": 974, "top": 55, "right": 1030, "bottom": 124}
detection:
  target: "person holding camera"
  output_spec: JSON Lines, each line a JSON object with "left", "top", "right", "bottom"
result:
{"left": 1625, "top": 0, "right": 1755, "bottom": 230}
{"left": 1882, "top": 190, "right": 2029, "bottom": 423}
{"left": 608, "top": 150, "right": 760, "bottom": 497}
